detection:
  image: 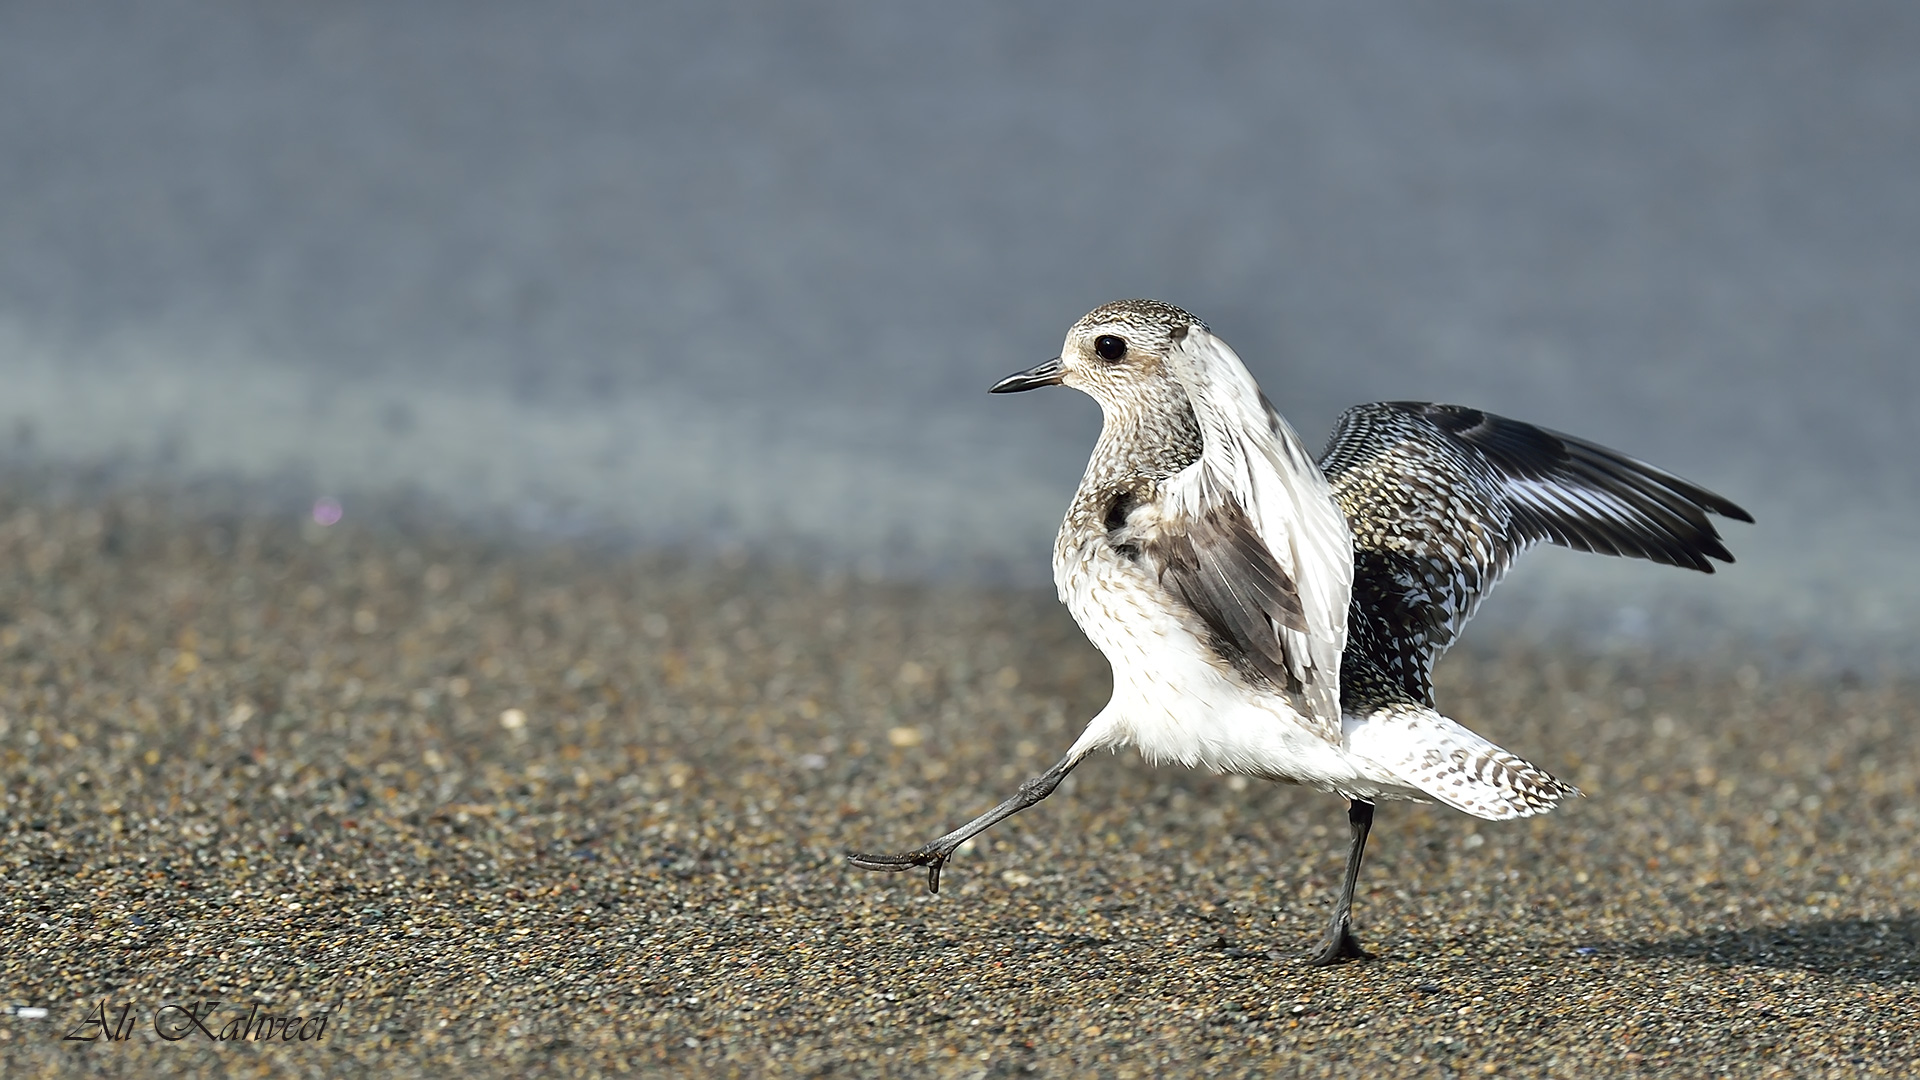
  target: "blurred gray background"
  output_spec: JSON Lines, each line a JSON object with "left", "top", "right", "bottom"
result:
{"left": 1, "top": 2, "right": 1914, "bottom": 666}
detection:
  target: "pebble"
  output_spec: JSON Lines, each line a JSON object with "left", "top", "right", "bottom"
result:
{"left": 0, "top": 479, "right": 1916, "bottom": 1076}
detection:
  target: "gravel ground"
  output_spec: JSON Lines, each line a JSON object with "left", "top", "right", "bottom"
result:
{"left": 0, "top": 481, "right": 1915, "bottom": 1078}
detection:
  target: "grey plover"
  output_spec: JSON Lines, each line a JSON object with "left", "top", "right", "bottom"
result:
{"left": 849, "top": 299, "right": 1751, "bottom": 965}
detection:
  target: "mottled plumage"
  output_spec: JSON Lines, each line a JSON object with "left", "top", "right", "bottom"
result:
{"left": 1324, "top": 401, "right": 1750, "bottom": 706}
{"left": 1317, "top": 400, "right": 1751, "bottom": 823}
{"left": 850, "top": 300, "right": 1751, "bottom": 966}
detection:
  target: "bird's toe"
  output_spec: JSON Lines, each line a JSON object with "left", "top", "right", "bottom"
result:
{"left": 845, "top": 849, "right": 934, "bottom": 872}
{"left": 1306, "top": 925, "right": 1373, "bottom": 967}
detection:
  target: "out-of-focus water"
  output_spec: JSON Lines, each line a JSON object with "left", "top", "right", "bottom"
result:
{"left": 2, "top": 3, "right": 1916, "bottom": 665}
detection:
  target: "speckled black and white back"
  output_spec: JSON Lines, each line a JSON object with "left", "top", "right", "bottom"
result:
{"left": 1319, "top": 401, "right": 1751, "bottom": 817}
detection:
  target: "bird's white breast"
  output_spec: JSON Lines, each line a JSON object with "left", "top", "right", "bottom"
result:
{"left": 1053, "top": 530, "right": 1415, "bottom": 799}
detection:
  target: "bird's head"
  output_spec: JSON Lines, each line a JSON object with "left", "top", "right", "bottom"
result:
{"left": 990, "top": 299, "right": 1205, "bottom": 420}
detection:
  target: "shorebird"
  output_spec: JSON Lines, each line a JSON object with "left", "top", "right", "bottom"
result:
{"left": 849, "top": 299, "right": 1750, "bottom": 965}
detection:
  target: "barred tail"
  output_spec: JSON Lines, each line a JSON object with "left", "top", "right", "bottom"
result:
{"left": 1348, "top": 705, "right": 1577, "bottom": 821}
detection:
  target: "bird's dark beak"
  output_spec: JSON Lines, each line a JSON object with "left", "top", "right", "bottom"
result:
{"left": 989, "top": 356, "right": 1066, "bottom": 394}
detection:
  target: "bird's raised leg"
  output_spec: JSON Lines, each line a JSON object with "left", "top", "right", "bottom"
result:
{"left": 1308, "top": 798, "right": 1376, "bottom": 966}
{"left": 847, "top": 752, "right": 1082, "bottom": 893}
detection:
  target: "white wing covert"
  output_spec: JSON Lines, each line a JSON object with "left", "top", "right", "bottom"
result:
{"left": 1145, "top": 324, "right": 1353, "bottom": 741}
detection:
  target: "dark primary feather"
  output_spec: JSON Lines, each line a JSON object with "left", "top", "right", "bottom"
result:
{"left": 1141, "top": 494, "right": 1309, "bottom": 692}
{"left": 1320, "top": 402, "right": 1751, "bottom": 705}
{"left": 1414, "top": 403, "right": 1752, "bottom": 570}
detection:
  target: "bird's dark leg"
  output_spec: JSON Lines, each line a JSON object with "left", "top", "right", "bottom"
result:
{"left": 1308, "top": 799, "right": 1376, "bottom": 966}
{"left": 847, "top": 752, "right": 1082, "bottom": 893}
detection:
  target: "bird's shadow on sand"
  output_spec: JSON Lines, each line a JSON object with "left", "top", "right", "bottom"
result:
{"left": 1620, "top": 915, "right": 1920, "bottom": 984}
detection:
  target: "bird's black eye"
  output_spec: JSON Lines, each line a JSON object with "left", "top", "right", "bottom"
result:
{"left": 1093, "top": 335, "right": 1128, "bottom": 362}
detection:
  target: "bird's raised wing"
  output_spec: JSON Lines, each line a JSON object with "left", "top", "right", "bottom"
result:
{"left": 1138, "top": 324, "right": 1353, "bottom": 741}
{"left": 1321, "top": 401, "right": 1753, "bottom": 702}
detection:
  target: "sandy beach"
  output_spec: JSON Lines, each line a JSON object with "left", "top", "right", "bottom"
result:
{"left": 0, "top": 480, "right": 1915, "bottom": 1078}
{"left": 4, "top": 6, "right": 1919, "bottom": 1077}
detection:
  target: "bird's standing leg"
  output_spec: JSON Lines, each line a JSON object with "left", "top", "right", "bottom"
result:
{"left": 847, "top": 752, "right": 1082, "bottom": 893}
{"left": 1308, "top": 798, "right": 1376, "bottom": 966}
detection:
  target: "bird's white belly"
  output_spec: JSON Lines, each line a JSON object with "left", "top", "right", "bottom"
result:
{"left": 1057, "top": 542, "right": 1419, "bottom": 800}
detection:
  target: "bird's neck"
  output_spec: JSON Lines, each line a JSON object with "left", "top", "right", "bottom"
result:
{"left": 1083, "top": 395, "right": 1206, "bottom": 491}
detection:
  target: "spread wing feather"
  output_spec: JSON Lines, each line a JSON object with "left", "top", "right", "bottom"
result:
{"left": 1143, "top": 325, "right": 1353, "bottom": 741}
{"left": 1321, "top": 401, "right": 1752, "bottom": 704}
{"left": 1153, "top": 496, "right": 1308, "bottom": 669}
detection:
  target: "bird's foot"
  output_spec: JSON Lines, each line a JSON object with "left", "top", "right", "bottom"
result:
{"left": 846, "top": 843, "right": 955, "bottom": 893}
{"left": 1306, "top": 921, "right": 1373, "bottom": 967}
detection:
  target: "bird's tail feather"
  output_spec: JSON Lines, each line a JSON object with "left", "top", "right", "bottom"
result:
{"left": 1347, "top": 705, "right": 1576, "bottom": 821}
